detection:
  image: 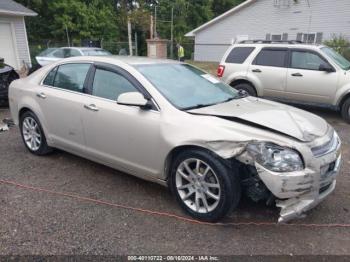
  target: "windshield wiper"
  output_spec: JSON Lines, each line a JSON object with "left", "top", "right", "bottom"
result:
{"left": 183, "top": 103, "right": 217, "bottom": 111}
{"left": 183, "top": 96, "right": 238, "bottom": 111}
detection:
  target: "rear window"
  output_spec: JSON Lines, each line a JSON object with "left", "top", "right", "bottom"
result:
{"left": 225, "top": 47, "right": 255, "bottom": 64}
{"left": 253, "top": 49, "right": 287, "bottom": 68}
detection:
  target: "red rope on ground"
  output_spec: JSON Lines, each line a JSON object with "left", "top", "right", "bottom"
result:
{"left": 1, "top": 178, "right": 349, "bottom": 228}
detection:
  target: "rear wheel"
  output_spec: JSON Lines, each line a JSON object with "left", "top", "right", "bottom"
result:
{"left": 170, "top": 149, "right": 241, "bottom": 222}
{"left": 341, "top": 97, "right": 350, "bottom": 123}
{"left": 233, "top": 83, "right": 257, "bottom": 97}
{"left": 19, "top": 111, "right": 52, "bottom": 155}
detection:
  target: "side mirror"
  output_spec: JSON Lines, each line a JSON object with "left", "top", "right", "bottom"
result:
{"left": 319, "top": 63, "right": 335, "bottom": 73}
{"left": 117, "top": 92, "right": 152, "bottom": 109}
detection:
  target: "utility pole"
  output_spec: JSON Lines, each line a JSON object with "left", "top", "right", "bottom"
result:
{"left": 170, "top": 7, "right": 174, "bottom": 59}
{"left": 128, "top": 17, "right": 133, "bottom": 56}
{"left": 134, "top": 32, "right": 138, "bottom": 56}
{"left": 65, "top": 24, "right": 70, "bottom": 47}
{"left": 154, "top": 5, "right": 157, "bottom": 38}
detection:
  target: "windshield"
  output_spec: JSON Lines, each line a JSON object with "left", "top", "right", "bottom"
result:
{"left": 136, "top": 64, "right": 238, "bottom": 110}
{"left": 81, "top": 49, "right": 111, "bottom": 56}
{"left": 321, "top": 47, "right": 350, "bottom": 70}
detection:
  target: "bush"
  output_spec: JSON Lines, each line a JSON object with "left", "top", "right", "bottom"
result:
{"left": 324, "top": 34, "right": 350, "bottom": 60}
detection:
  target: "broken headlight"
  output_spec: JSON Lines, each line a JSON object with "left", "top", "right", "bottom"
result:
{"left": 247, "top": 142, "right": 304, "bottom": 172}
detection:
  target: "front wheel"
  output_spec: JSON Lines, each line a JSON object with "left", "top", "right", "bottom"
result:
{"left": 341, "top": 97, "right": 350, "bottom": 123}
{"left": 170, "top": 149, "right": 241, "bottom": 222}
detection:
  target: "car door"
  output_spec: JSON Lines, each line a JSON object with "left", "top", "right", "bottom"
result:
{"left": 37, "top": 63, "right": 91, "bottom": 152}
{"left": 249, "top": 47, "right": 288, "bottom": 97}
{"left": 81, "top": 63, "right": 161, "bottom": 178}
{"left": 286, "top": 49, "right": 338, "bottom": 103}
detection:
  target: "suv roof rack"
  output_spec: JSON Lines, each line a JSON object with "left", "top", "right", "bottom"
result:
{"left": 238, "top": 40, "right": 305, "bottom": 44}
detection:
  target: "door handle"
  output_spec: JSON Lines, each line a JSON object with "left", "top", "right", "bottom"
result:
{"left": 36, "top": 92, "right": 47, "bottom": 99}
{"left": 252, "top": 69, "right": 262, "bottom": 73}
{"left": 84, "top": 104, "right": 99, "bottom": 112}
{"left": 291, "top": 73, "right": 303, "bottom": 77}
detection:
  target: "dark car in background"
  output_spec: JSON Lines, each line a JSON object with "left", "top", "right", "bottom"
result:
{"left": 0, "top": 58, "right": 19, "bottom": 106}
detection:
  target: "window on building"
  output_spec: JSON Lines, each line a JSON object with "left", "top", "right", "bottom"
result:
{"left": 271, "top": 34, "right": 282, "bottom": 41}
{"left": 303, "top": 33, "right": 316, "bottom": 44}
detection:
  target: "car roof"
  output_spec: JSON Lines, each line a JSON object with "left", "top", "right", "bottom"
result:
{"left": 232, "top": 43, "right": 324, "bottom": 49}
{"left": 57, "top": 47, "right": 105, "bottom": 51}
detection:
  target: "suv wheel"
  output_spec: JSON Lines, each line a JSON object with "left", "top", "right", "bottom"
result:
{"left": 341, "top": 97, "right": 350, "bottom": 123}
{"left": 169, "top": 149, "right": 241, "bottom": 222}
{"left": 233, "top": 83, "right": 257, "bottom": 97}
{"left": 19, "top": 111, "right": 53, "bottom": 155}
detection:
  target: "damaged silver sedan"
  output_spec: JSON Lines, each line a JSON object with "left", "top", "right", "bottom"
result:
{"left": 9, "top": 56, "right": 341, "bottom": 223}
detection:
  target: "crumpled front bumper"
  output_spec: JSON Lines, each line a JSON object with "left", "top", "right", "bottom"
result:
{"left": 255, "top": 144, "right": 341, "bottom": 223}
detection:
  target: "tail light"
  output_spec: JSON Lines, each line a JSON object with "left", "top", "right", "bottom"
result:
{"left": 217, "top": 65, "right": 225, "bottom": 78}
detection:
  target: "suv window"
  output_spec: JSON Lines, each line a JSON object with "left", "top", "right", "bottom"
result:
{"left": 253, "top": 49, "right": 287, "bottom": 67}
{"left": 291, "top": 50, "right": 328, "bottom": 71}
{"left": 53, "top": 64, "right": 90, "bottom": 92}
{"left": 225, "top": 47, "right": 255, "bottom": 64}
{"left": 92, "top": 69, "right": 137, "bottom": 100}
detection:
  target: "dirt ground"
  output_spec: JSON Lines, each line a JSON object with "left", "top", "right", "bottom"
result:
{"left": 0, "top": 104, "right": 349, "bottom": 256}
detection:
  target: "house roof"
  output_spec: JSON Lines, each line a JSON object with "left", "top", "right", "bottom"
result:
{"left": 0, "top": 0, "right": 37, "bottom": 17}
{"left": 185, "top": 0, "right": 256, "bottom": 37}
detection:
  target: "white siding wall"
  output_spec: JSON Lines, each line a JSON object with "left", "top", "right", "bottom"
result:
{"left": 0, "top": 15, "right": 31, "bottom": 69}
{"left": 194, "top": 0, "right": 350, "bottom": 61}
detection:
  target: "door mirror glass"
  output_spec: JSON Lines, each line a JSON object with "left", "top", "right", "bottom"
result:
{"left": 117, "top": 92, "right": 151, "bottom": 109}
{"left": 319, "top": 63, "right": 335, "bottom": 73}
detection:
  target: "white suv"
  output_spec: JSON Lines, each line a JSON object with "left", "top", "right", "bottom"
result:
{"left": 218, "top": 41, "right": 350, "bottom": 122}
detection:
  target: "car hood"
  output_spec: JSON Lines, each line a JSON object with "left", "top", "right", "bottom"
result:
{"left": 188, "top": 97, "right": 329, "bottom": 142}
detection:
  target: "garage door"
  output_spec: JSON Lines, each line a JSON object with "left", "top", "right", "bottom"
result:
{"left": 0, "top": 22, "right": 18, "bottom": 69}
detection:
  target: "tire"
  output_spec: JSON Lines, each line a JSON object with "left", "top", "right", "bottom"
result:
{"left": 341, "top": 97, "right": 350, "bottom": 123}
{"left": 233, "top": 83, "right": 257, "bottom": 97}
{"left": 19, "top": 111, "right": 53, "bottom": 155}
{"left": 169, "top": 149, "right": 241, "bottom": 222}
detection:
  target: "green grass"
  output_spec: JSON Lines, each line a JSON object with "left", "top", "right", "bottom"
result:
{"left": 186, "top": 60, "right": 219, "bottom": 75}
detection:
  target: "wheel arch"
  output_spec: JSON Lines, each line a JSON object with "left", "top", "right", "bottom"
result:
{"left": 229, "top": 79, "right": 258, "bottom": 95}
{"left": 164, "top": 145, "right": 225, "bottom": 182}
{"left": 17, "top": 104, "right": 50, "bottom": 144}
{"left": 338, "top": 92, "right": 350, "bottom": 109}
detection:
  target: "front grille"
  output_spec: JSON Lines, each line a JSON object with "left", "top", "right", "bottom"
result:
{"left": 311, "top": 131, "right": 339, "bottom": 157}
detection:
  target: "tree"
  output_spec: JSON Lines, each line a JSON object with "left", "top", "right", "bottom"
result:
{"left": 211, "top": 0, "right": 246, "bottom": 17}
{"left": 17, "top": 0, "right": 119, "bottom": 43}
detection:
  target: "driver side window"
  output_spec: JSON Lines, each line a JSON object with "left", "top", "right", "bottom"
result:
{"left": 92, "top": 69, "right": 138, "bottom": 101}
{"left": 291, "top": 51, "right": 329, "bottom": 71}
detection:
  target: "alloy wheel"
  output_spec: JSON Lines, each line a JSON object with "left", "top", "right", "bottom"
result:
{"left": 22, "top": 116, "right": 42, "bottom": 151}
{"left": 175, "top": 158, "right": 221, "bottom": 213}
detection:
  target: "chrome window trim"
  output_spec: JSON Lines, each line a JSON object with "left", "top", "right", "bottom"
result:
{"left": 39, "top": 61, "right": 161, "bottom": 113}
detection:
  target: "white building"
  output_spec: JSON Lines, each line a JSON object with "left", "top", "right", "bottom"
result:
{"left": 0, "top": 0, "right": 36, "bottom": 70}
{"left": 186, "top": 0, "right": 350, "bottom": 62}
